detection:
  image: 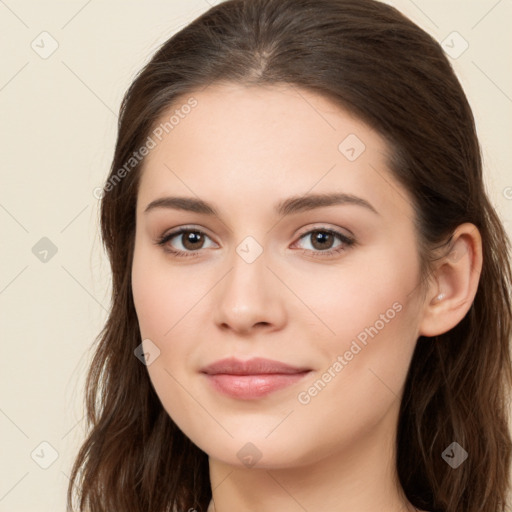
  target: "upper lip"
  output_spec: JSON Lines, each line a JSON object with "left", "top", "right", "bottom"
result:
{"left": 201, "top": 357, "right": 311, "bottom": 375}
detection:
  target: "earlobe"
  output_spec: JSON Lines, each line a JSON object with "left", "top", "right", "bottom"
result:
{"left": 418, "top": 223, "right": 483, "bottom": 338}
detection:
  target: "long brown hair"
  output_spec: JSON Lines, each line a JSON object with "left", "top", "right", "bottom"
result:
{"left": 67, "top": 0, "right": 512, "bottom": 510}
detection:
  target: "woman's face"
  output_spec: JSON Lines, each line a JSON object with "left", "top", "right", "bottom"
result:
{"left": 132, "top": 82, "right": 426, "bottom": 468}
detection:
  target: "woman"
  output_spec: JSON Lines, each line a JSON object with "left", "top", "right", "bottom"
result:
{"left": 67, "top": 0, "right": 512, "bottom": 511}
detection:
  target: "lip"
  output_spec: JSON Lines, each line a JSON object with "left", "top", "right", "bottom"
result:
{"left": 200, "top": 357, "right": 312, "bottom": 399}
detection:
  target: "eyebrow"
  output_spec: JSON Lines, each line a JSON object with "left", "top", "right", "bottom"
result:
{"left": 144, "top": 192, "right": 379, "bottom": 217}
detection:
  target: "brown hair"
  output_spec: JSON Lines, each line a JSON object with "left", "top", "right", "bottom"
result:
{"left": 67, "top": 0, "right": 512, "bottom": 511}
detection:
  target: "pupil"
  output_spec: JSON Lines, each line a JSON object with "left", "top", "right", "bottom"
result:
{"left": 185, "top": 231, "right": 202, "bottom": 248}
{"left": 314, "top": 231, "right": 331, "bottom": 249}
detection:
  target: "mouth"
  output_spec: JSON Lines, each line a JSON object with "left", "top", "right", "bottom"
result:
{"left": 200, "top": 357, "right": 312, "bottom": 400}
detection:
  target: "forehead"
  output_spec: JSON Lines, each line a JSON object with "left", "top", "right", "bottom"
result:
{"left": 136, "top": 83, "right": 413, "bottom": 221}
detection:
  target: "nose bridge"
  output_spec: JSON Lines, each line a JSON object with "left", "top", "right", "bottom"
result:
{"left": 224, "top": 236, "right": 270, "bottom": 309}
{"left": 213, "top": 235, "right": 284, "bottom": 332}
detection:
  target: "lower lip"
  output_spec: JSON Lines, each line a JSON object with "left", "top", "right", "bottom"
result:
{"left": 204, "top": 372, "right": 311, "bottom": 399}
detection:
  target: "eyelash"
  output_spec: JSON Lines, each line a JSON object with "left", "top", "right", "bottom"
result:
{"left": 155, "top": 226, "right": 356, "bottom": 259}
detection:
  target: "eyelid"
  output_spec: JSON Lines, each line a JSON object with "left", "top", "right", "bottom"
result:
{"left": 294, "top": 223, "right": 354, "bottom": 239}
{"left": 159, "top": 224, "right": 217, "bottom": 243}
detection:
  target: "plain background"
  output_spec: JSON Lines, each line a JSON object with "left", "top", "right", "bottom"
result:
{"left": 1, "top": 0, "right": 511, "bottom": 510}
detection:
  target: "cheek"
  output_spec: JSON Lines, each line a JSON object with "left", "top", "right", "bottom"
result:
{"left": 131, "top": 242, "right": 202, "bottom": 340}
{"left": 131, "top": 244, "right": 215, "bottom": 423}
{"left": 131, "top": 250, "right": 196, "bottom": 431}
{"left": 288, "top": 297, "right": 419, "bottom": 464}
{"left": 290, "top": 240, "right": 419, "bottom": 348}
{"left": 291, "top": 243, "right": 420, "bottom": 411}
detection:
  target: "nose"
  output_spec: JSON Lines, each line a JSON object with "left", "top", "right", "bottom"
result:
{"left": 212, "top": 246, "right": 286, "bottom": 336}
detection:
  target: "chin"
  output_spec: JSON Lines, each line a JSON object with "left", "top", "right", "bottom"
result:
{"left": 187, "top": 429, "right": 317, "bottom": 470}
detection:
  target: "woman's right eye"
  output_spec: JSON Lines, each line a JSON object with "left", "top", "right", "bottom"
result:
{"left": 156, "top": 228, "right": 216, "bottom": 257}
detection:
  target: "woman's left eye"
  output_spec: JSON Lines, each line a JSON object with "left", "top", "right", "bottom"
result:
{"left": 293, "top": 228, "right": 355, "bottom": 257}
{"left": 155, "top": 226, "right": 355, "bottom": 258}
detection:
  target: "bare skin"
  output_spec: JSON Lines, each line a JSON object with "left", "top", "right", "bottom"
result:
{"left": 131, "top": 83, "right": 482, "bottom": 512}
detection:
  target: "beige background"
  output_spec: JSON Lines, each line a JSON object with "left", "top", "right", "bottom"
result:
{"left": 1, "top": 1, "right": 511, "bottom": 510}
